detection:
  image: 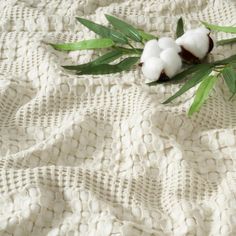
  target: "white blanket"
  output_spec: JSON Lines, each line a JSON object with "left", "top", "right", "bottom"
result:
{"left": 0, "top": 0, "right": 236, "bottom": 235}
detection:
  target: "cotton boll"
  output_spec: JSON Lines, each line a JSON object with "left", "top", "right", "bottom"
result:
{"left": 195, "top": 33, "right": 210, "bottom": 57}
{"left": 176, "top": 27, "right": 214, "bottom": 62}
{"left": 158, "top": 37, "right": 181, "bottom": 52}
{"left": 194, "top": 27, "right": 214, "bottom": 55}
{"left": 176, "top": 33, "right": 202, "bottom": 59}
{"left": 160, "top": 48, "right": 182, "bottom": 78}
{"left": 141, "top": 57, "right": 164, "bottom": 81}
{"left": 194, "top": 27, "right": 210, "bottom": 35}
{"left": 140, "top": 39, "right": 161, "bottom": 63}
{"left": 177, "top": 32, "right": 209, "bottom": 59}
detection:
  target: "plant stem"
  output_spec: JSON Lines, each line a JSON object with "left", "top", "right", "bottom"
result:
{"left": 140, "top": 41, "right": 145, "bottom": 46}
{"left": 127, "top": 42, "right": 141, "bottom": 55}
{"left": 113, "top": 46, "right": 142, "bottom": 55}
{"left": 229, "top": 93, "right": 236, "bottom": 101}
{"left": 128, "top": 42, "right": 135, "bottom": 49}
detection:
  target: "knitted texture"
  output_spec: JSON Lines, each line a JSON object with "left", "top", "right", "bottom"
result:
{"left": 0, "top": 0, "right": 236, "bottom": 235}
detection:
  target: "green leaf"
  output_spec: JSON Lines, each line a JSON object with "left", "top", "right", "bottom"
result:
{"left": 213, "top": 55, "right": 236, "bottom": 65}
{"left": 105, "top": 14, "right": 142, "bottom": 42}
{"left": 146, "top": 64, "right": 213, "bottom": 86}
{"left": 117, "top": 57, "right": 139, "bottom": 69}
{"left": 77, "top": 57, "right": 139, "bottom": 75}
{"left": 158, "top": 64, "right": 212, "bottom": 85}
{"left": 76, "top": 17, "right": 128, "bottom": 44}
{"left": 229, "top": 93, "right": 236, "bottom": 100}
{"left": 176, "top": 17, "right": 184, "bottom": 38}
{"left": 188, "top": 75, "right": 219, "bottom": 116}
{"left": 201, "top": 21, "right": 236, "bottom": 34}
{"left": 163, "top": 66, "right": 212, "bottom": 104}
{"left": 63, "top": 50, "right": 124, "bottom": 70}
{"left": 63, "top": 47, "right": 142, "bottom": 71}
{"left": 169, "top": 64, "right": 213, "bottom": 82}
{"left": 222, "top": 66, "right": 236, "bottom": 94}
{"left": 232, "top": 62, "right": 236, "bottom": 70}
{"left": 217, "top": 37, "right": 236, "bottom": 45}
{"left": 170, "top": 64, "right": 212, "bottom": 82}
{"left": 138, "top": 30, "right": 158, "bottom": 41}
{"left": 51, "top": 38, "right": 114, "bottom": 51}
{"left": 145, "top": 80, "right": 159, "bottom": 86}
{"left": 114, "top": 46, "right": 143, "bottom": 55}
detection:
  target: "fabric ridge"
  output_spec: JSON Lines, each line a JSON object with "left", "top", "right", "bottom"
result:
{"left": 0, "top": 0, "right": 236, "bottom": 235}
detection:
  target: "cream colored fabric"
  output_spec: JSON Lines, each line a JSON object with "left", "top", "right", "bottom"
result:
{"left": 0, "top": 0, "right": 236, "bottom": 235}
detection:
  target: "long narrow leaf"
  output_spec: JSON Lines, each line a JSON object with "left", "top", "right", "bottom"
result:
{"left": 217, "top": 37, "right": 236, "bottom": 45}
{"left": 188, "top": 75, "right": 219, "bottom": 116}
{"left": 114, "top": 46, "right": 143, "bottom": 55}
{"left": 63, "top": 50, "right": 124, "bottom": 70}
{"left": 51, "top": 38, "right": 114, "bottom": 51}
{"left": 167, "top": 64, "right": 212, "bottom": 82}
{"left": 117, "top": 57, "right": 139, "bottom": 69}
{"left": 222, "top": 66, "right": 236, "bottom": 94}
{"left": 105, "top": 15, "right": 142, "bottom": 42}
{"left": 138, "top": 30, "right": 158, "bottom": 41}
{"left": 145, "top": 80, "right": 160, "bottom": 86}
{"left": 76, "top": 17, "right": 128, "bottom": 44}
{"left": 63, "top": 47, "right": 142, "bottom": 71}
{"left": 77, "top": 57, "right": 139, "bottom": 75}
{"left": 163, "top": 66, "right": 212, "bottom": 104}
{"left": 232, "top": 62, "right": 236, "bottom": 70}
{"left": 213, "top": 55, "right": 236, "bottom": 65}
{"left": 202, "top": 21, "right": 236, "bottom": 34}
{"left": 176, "top": 17, "right": 184, "bottom": 38}
{"left": 146, "top": 64, "right": 213, "bottom": 86}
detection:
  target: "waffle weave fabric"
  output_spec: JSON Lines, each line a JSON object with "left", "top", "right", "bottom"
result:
{"left": 0, "top": 0, "right": 236, "bottom": 235}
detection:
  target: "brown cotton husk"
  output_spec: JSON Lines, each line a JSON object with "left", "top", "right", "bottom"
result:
{"left": 138, "top": 62, "right": 143, "bottom": 67}
{"left": 158, "top": 71, "right": 170, "bottom": 82}
{"left": 208, "top": 34, "right": 214, "bottom": 53}
{"left": 178, "top": 46, "right": 201, "bottom": 64}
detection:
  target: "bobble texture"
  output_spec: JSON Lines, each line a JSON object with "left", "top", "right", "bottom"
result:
{"left": 0, "top": 2, "right": 236, "bottom": 236}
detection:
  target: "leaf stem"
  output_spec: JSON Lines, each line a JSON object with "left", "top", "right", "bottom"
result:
{"left": 127, "top": 42, "right": 141, "bottom": 55}
{"left": 113, "top": 46, "right": 142, "bottom": 55}
{"left": 229, "top": 93, "right": 236, "bottom": 101}
{"left": 128, "top": 42, "right": 135, "bottom": 49}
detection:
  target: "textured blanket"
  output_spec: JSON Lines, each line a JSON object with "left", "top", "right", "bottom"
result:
{"left": 0, "top": 0, "right": 236, "bottom": 235}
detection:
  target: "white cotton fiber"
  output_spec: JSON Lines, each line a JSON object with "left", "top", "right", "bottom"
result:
{"left": 176, "top": 27, "right": 212, "bottom": 59}
{"left": 142, "top": 57, "right": 164, "bottom": 81}
{"left": 160, "top": 48, "right": 182, "bottom": 78}
{"left": 158, "top": 37, "right": 181, "bottom": 52}
{"left": 140, "top": 26, "right": 214, "bottom": 81}
{"left": 140, "top": 39, "right": 161, "bottom": 63}
{"left": 194, "top": 27, "right": 210, "bottom": 35}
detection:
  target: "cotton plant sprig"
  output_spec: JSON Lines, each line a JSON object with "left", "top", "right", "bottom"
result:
{"left": 50, "top": 15, "right": 236, "bottom": 116}
{"left": 51, "top": 15, "right": 156, "bottom": 75}
{"left": 161, "top": 21, "right": 236, "bottom": 116}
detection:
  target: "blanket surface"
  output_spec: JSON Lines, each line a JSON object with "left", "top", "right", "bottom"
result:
{"left": 0, "top": 0, "right": 236, "bottom": 235}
